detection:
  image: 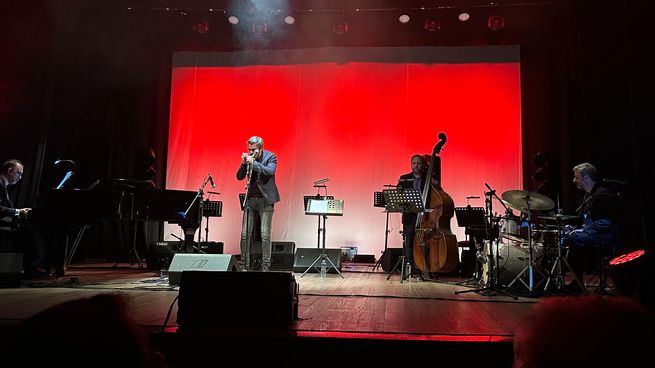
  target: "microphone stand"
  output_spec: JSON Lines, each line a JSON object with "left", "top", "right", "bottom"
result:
{"left": 181, "top": 174, "right": 212, "bottom": 253}
{"left": 456, "top": 184, "right": 517, "bottom": 299}
{"left": 240, "top": 160, "right": 256, "bottom": 270}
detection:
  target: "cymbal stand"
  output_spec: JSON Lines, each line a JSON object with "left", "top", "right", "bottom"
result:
{"left": 456, "top": 185, "right": 517, "bottom": 299}
{"left": 543, "top": 215, "right": 583, "bottom": 291}
{"left": 507, "top": 195, "right": 546, "bottom": 292}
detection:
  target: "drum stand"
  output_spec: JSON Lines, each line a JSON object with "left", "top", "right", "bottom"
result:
{"left": 455, "top": 186, "right": 517, "bottom": 299}
{"left": 543, "top": 215, "right": 584, "bottom": 292}
{"left": 506, "top": 200, "right": 546, "bottom": 292}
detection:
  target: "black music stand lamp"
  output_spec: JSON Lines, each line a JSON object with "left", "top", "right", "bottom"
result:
{"left": 302, "top": 197, "right": 345, "bottom": 278}
{"left": 382, "top": 188, "right": 423, "bottom": 283}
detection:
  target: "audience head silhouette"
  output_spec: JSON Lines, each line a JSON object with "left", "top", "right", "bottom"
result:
{"left": 16, "top": 293, "right": 167, "bottom": 368}
{"left": 513, "top": 295, "right": 655, "bottom": 368}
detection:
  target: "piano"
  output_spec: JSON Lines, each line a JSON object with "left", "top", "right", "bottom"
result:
{"left": 30, "top": 182, "right": 202, "bottom": 270}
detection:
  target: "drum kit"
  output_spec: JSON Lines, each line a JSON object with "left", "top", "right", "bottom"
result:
{"left": 480, "top": 189, "right": 580, "bottom": 292}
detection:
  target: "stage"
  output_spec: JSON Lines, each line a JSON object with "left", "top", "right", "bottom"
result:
{"left": 0, "top": 258, "right": 572, "bottom": 366}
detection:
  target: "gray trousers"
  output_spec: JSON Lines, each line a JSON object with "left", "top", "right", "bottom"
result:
{"left": 239, "top": 197, "right": 274, "bottom": 271}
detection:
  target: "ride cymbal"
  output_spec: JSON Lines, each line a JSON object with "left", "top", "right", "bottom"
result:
{"left": 501, "top": 190, "right": 555, "bottom": 212}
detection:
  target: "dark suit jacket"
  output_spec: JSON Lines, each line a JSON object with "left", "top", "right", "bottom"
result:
{"left": 236, "top": 150, "right": 280, "bottom": 205}
{"left": 1, "top": 180, "right": 17, "bottom": 230}
{"left": 397, "top": 172, "right": 426, "bottom": 226}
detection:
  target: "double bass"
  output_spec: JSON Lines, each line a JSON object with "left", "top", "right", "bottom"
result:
{"left": 413, "top": 132, "right": 459, "bottom": 275}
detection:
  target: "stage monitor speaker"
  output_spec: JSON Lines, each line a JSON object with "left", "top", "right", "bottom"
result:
{"left": 293, "top": 248, "right": 342, "bottom": 273}
{"left": 380, "top": 248, "right": 403, "bottom": 272}
{"left": 0, "top": 253, "right": 22, "bottom": 288}
{"left": 168, "top": 253, "right": 238, "bottom": 285}
{"left": 177, "top": 270, "right": 298, "bottom": 330}
{"left": 250, "top": 241, "right": 295, "bottom": 270}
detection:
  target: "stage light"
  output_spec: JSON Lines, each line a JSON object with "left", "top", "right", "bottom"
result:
{"left": 252, "top": 22, "right": 268, "bottom": 34}
{"left": 192, "top": 20, "right": 210, "bottom": 34}
{"left": 284, "top": 15, "right": 295, "bottom": 25}
{"left": 458, "top": 12, "right": 470, "bottom": 22}
{"left": 228, "top": 15, "right": 239, "bottom": 25}
{"left": 399, "top": 14, "right": 410, "bottom": 24}
{"left": 423, "top": 18, "right": 441, "bottom": 32}
{"left": 332, "top": 20, "right": 350, "bottom": 35}
{"left": 608, "top": 249, "right": 647, "bottom": 299}
{"left": 487, "top": 15, "right": 505, "bottom": 31}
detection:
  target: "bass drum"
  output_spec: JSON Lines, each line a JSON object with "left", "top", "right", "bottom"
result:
{"left": 481, "top": 240, "right": 543, "bottom": 287}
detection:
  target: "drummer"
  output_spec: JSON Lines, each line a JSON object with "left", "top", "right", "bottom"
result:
{"left": 562, "top": 162, "right": 616, "bottom": 292}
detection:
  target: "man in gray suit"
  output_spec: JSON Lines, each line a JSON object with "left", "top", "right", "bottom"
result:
{"left": 237, "top": 136, "right": 280, "bottom": 272}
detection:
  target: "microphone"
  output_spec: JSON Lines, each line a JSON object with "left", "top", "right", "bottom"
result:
{"left": 314, "top": 178, "right": 329, "bottom": 185}
{"left": 251, "top": 149, "right": 260, "bottom": 157}
{"left": 208, "top": 174, "right": 215, "bottom": 188}
{"left": 603, "top": 178, "right": 627, "bottom": 186}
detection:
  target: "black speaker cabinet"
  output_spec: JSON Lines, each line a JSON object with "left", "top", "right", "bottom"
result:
{"left": 380, "top": 248, "right": 403, "bottom": 272}
{"left": 293, "top": 248, "right": 342, "bottom": 273}
{"left": 167, "top": 253, "right": 238, "bottom": 285}
{"left": 177, "top": 270, "right": 299, "bottom": 330}
{"left": 0, "top": 253, "right": 22, "bottom": 288}
{"left": 250, "top": 241, "right": 295, "bottom": 270}
{"left": 147, "top": 241, "right": 179, "bottom": 270}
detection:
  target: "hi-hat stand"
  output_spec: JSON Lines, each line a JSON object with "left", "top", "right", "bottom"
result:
{"left": 455, "top": 184, "right": 517, "bottom": 299}
{"left": 382, "top": 188, "right": 424, "bottom": 283}
{"left": 302, "top": 192, "right": 344, "bottom": 278}
{"left": 542, "top": 214, "right": 583, "bottom": 292}
{"left": 506, "top": 197, "right": 547, "bottom": 292}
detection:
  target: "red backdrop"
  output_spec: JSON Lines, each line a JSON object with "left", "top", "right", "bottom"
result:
{"left": 167, "top": 46, "right": 522, "bottom": 257}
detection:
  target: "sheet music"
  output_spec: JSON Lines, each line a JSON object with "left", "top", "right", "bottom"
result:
{"left": 305, "top": 199, "right": 344, "bottom": 216}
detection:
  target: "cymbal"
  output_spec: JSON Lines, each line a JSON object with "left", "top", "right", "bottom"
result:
{"left": 501, "top": 190, "right": 555, "bottom": 212}
{"left": 537, "top": 214, "right": 579, "bottom": 222}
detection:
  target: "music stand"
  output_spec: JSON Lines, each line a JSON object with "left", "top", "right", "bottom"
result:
{"left": 304, "top": 195, "right": 334, "bottom": 249}
{"left": 302, "top": 198, "right": 345, "bottom": 278}
{"left": 201, "top": 200, "right": 222, "bottom": 252}
{"left": 454, "top": 206, "right": 486, "bottom": 282}
{"left": 382, "top": 188, "right": 424, "bottom": 282}
{"left": 455, "top": 186, "right": 518, "bottom": 299}
{"left": 372, "top": 191, "right": 390, "bottom": 271}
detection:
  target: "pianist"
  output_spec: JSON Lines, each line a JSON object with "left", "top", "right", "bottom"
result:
{"left": 1, "top": 159, "right": 47, "bottom": 277}
{"left": 236, "top": 136, "right": 280, "bottom": 272}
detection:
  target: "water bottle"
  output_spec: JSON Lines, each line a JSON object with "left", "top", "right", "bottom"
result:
{"left": 406, "top": 262, "right": 412, "bottom": 281}
{"left": 320, "top": 259, "right": 327, "bottom": 278}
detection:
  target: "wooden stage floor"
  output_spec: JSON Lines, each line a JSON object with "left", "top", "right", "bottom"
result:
{"left": 0, "top": 260, "right": 586, "bottom": 366}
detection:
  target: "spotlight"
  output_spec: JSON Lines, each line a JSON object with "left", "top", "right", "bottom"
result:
{"left": 252, "top": 22, "right": 268, "bottom": 34}
{"left": 458, "top": 12, "right": 470, "bottom": 22}
{"left": 284, "top": 15, "right": 295, "bottom": 25}
{"left": 487, "top": 15, "right": 505, "bottom": 31}
{"left": 608, "top": 249, "right": 647, "bottom": 298}
{"left": 192, "top": 20, "right": 209, "bottom": 34}
{"left": 423, "top": 18, "right": 441, "bottom": 32}
{"left": 332, "top": 20, "right": 349, "bottom": 35}
{"left": 227, "top": 15, "right": 239, "bottom": 25}
{"left": 399, "top": 14, "right": 410, "bottom": 24}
